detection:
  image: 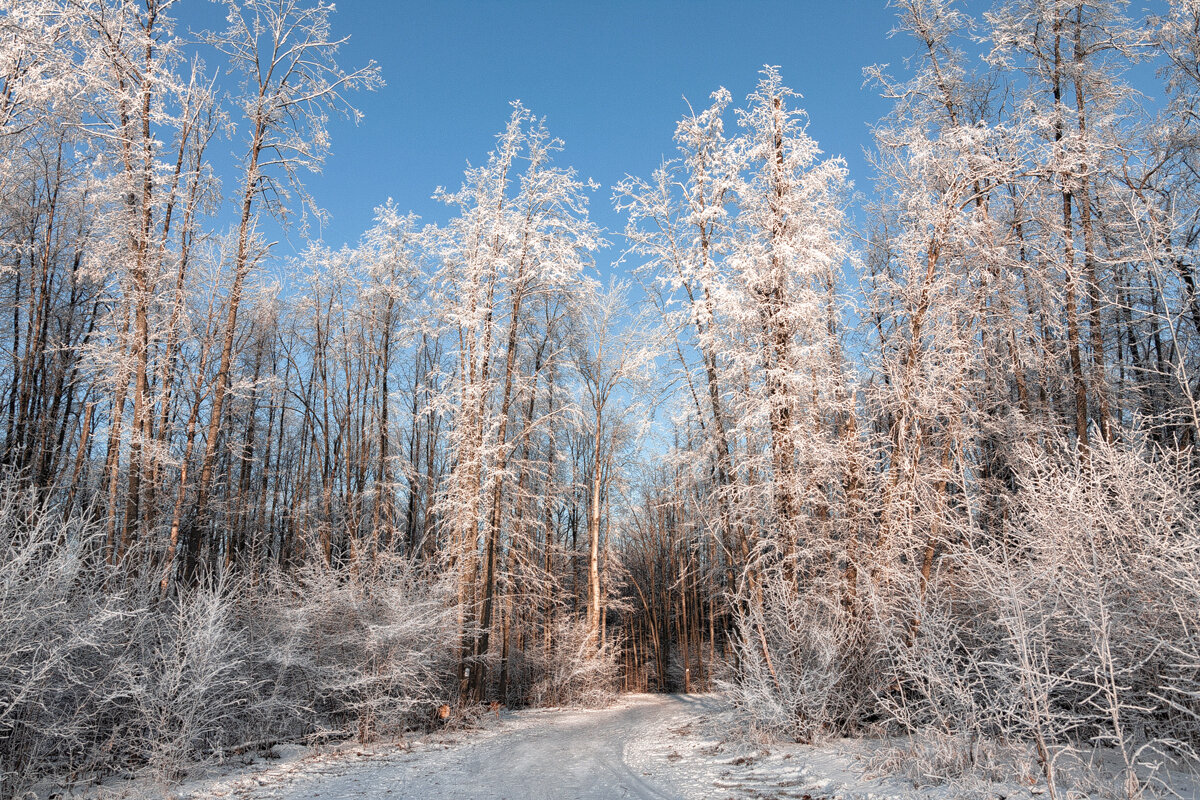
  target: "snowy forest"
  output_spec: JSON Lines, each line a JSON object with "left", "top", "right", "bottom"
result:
{"left": 3, "top": 0, "right": 1200, "bottom": 797}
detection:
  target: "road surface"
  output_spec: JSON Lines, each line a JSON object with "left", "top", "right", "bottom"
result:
{"left": 178, "top": 694, "right": 735, "bottom": 800}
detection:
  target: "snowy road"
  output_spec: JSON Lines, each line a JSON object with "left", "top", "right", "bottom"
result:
{"left": 104, "top": 693, "right": 1190, "bottom": 800}
{"left": 166, "top": 693, "right": 936, "bottom": 800}
{"left": 378, "top": 693, "right": 702, "bottom": 799}
{"left": 178, "top": 694, "right": 738, "bottom": 800}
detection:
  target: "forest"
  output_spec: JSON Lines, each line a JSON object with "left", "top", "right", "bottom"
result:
{"left": 1, "top": 0, "right": 1200, "bottom": 798}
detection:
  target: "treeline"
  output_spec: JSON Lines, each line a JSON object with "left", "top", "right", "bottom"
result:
{"left": 0, "top": 0, "right": 632, "bottom": 793}
{"left": 3, "top": 0, "right": 1200, "bottom": 797}
{"left": 635, "top": 2, "right": 1200, "bottom": 796}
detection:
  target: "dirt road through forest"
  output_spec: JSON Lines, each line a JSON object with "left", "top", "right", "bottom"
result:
{"left": 100, "top": 692, "right": 1193, "bottom": 800}
{"left": 179, "top": 694, "right": 737, "bottom": 800}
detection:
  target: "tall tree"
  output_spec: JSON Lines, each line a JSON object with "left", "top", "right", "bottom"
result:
{"left": 173, "top": 0, "right": 380, "bottom": 583}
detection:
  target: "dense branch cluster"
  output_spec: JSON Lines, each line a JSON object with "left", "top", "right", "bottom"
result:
{"left": 633, "top": 2, "right": 1200, "bottom": 796}
{"left": 1, "top": 0, "right": 1199, "bottom": 797}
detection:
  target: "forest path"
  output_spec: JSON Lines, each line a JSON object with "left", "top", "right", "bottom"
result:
{"left": 179, "top": 693, "right": 741, "bottom": 800}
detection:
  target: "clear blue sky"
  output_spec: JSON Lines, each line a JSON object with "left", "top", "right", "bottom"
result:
{"left": 250, "top": 2, "right": 916, "bottom": 258}
{"left": 176, "top": 2, "right": 925, "bottom": 262}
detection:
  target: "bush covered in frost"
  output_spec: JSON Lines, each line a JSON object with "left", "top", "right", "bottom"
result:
{"left": 0, "top": 484, "right": 464, "bottom": 798}
{"left": 725, "top": 436, "right": 1200, "bottom": 797}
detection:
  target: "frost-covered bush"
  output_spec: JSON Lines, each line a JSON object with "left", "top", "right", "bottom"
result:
{"left": 119, "top": 580, "right": 256, "bottom": 780}
{"left": 0, "top": 481, "right": 465, "bottom": 796}
{"left": 0, "top": 507, "right": 269, "bottom": 793}
{"left": 874, "top": 436, "right": 1200, "bottom": 797}
{"left": 724, "top": 435, "right": 1200, "bottom": 796}
{"left": 723, "top": 565, "right": 861, "bottom": 743}
{"left": 971, "top": 438, "right": 1200, "bottom": 796}
{"left": 529, "top": 616, "right": 618, "bottom": 708}
{"left": 877, "top": 588, "right": 989, "bottom": 737}
{"left": 273, "top": 555, "right": 461, "bottom": 741}
{"left": 871, "top": 577, "right": 1020, "bottom": 786}
{"left": 0, "top": 487, "right": 134, "bottom": 799}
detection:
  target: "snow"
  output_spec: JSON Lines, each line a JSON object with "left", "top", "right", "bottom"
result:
{"left": 73, "top": 694, "right": 1200, "bottom": 800}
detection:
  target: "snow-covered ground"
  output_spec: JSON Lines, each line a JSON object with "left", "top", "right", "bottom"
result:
{"left": 74, "top": 694, "right": 1198, "bottom": 800}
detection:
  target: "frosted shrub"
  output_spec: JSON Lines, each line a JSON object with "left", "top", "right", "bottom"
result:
{"left": 978, "top": 437, "right": 1200, "bottom": 796}
{"left": 529, "top": 616, "right": 619, "bottom": 708}
{"left": 0, "top": 488, "right": 133, "bottom": 799}
{"left": 279, "top": 555, "right": 460, "bottom": 740}
{"left": 879, "top": 436, "right": 1200, "bottom": 797}
{"left": 879, "top": 598, "right": 981, "bottom": 736}
{"left": 0, "top": 478, "right": 467, "bottom": 796}
{"left": 120, "top": 580, "right": 255, "bottom": 780}
{"left": 873, "top": 580, "right": 1013, "bottom": 784}
{"left": 724, "top": 566, "right": 856, "bottom": 743}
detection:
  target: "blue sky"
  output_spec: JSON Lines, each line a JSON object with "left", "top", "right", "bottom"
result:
{"left": 180, "top": 1, "right": 919, "bottom": 265}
